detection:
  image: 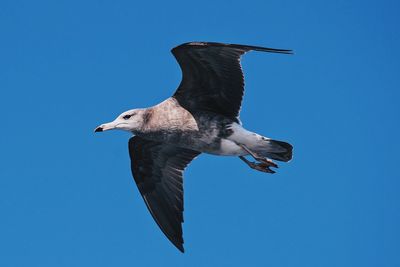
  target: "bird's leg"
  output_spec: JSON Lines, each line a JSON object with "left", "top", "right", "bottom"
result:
{"left": 239, "top": 144, "right": 278, "bottom": 170}
{"left": 239, "top": 156, "right": 276, "bottom": 173}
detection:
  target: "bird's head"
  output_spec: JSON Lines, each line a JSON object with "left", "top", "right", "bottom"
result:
{"left": 94, "top": 109, "right": 145, "bottom": 133}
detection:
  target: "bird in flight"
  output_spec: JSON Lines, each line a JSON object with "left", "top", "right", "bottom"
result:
{"left": 95, "top": 42, "right": 293, "bottom": 252}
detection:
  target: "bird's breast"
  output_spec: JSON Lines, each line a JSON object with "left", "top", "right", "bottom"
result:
{"left": 142, "top": 98, "right": 199, "bottom": 133}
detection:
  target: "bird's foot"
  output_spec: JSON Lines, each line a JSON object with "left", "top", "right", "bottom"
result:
{"left": 257, "top": 157, "right": 278, "bottom": 169}
{"left": 249, "top": 161, "right": 276, "bottom": 173}
{"left": 239, "top": 156, "right": 278, "bottom": 174}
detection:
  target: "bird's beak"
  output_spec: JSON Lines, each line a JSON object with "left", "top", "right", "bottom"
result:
{"left": 94, "top": 121, "right": 117, "bottom": 133}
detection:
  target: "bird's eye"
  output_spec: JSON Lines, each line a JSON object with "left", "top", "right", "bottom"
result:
{"left": 123, "top": 114, "right": 132, "bottom": 120}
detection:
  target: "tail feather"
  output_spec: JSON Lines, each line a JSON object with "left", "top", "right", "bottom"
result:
{"left": 257, "top": 139, "right": 293, "bottom": 162}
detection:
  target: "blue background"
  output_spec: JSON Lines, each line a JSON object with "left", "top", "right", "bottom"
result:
{"left": 1, "top": 0, "right": 399, "bottom": 266}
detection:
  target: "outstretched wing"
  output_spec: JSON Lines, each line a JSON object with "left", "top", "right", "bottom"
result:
{"left": 128, "top": 136, "right": 200, "bottom": 252}
{"left": 171, "top": 42, "right": 292, "bottom": 119}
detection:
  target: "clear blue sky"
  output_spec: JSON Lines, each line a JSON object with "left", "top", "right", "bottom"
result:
{"left": 1, "top": 0, "right": 399, "bottom": 266}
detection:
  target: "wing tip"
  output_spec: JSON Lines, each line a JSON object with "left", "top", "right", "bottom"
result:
{"left": 165, "top": 228, "right": 185, "bottom": 253}
{"left": 252, "top": 46, "right": 294, "bottom": 55}
{"left": 172, "top": 41, "right": 293, "bottom": 55}
{"left": 175, "top": 242, "right": 185, "bottom": 253}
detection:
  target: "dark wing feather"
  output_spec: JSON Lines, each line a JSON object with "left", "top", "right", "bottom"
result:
{"left": 171, "top": 42, "right": 292, "bottom": 119}
{"left": 128, "top": 136, "right": 200, "bottom": 253}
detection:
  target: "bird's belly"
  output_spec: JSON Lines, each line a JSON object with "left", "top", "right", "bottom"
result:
{"left": 141, "top": 131, "right": 245, "bottom": 156}
{"left": 189, "top": 138, "right": 246, "bottom": 156}
{"left": 209, "top": 138, "right": 247, "bottom": 156}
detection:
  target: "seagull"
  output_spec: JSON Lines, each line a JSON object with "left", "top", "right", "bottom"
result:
{"left": 95, "top": 42, "right": 293, "bottom": 252}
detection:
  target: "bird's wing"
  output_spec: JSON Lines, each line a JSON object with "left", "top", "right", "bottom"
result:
{"left": 171, "top": 42, "right": 292, "bottom": 119}
{"left": 128, "top": 136, "right": 201, "bottom": 252}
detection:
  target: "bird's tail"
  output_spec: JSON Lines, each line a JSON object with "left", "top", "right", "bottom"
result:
{"left": 255, "top": 139, "right": 293, "bottom": 162}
